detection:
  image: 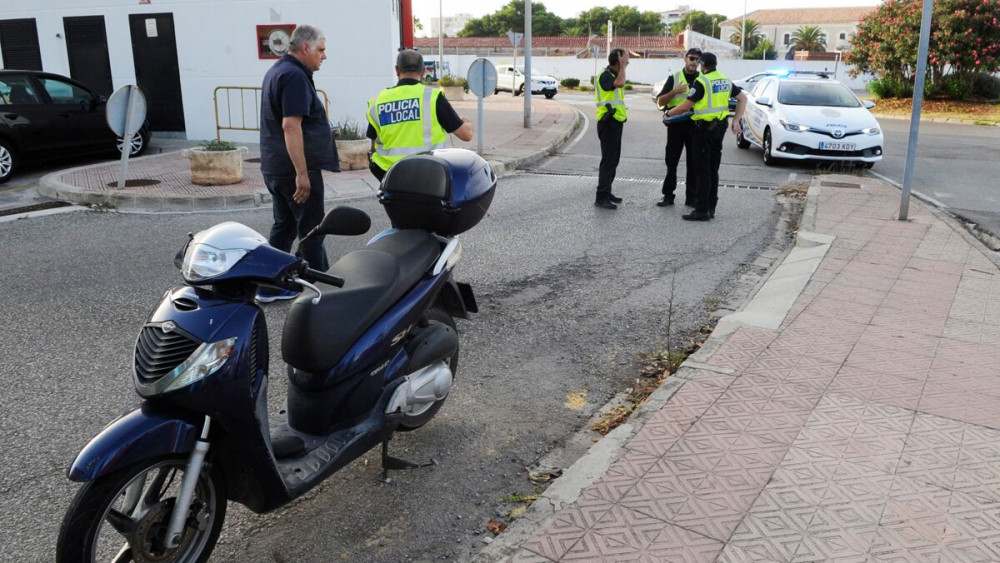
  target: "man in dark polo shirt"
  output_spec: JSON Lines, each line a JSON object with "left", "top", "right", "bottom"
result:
{"left": 258, "top": 24, "right": 335, "bottom": 302}
{"left": 366, "top": 49, "right": 473, "bottom": 181}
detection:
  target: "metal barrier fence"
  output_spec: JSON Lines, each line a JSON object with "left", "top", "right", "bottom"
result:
{"left": 213, "top": 86, "right": 330, "bottom": 140}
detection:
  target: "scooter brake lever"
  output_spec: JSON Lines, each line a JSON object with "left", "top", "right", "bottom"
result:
{"left": 292, "top": 276, "right": 322, "bottom": 305}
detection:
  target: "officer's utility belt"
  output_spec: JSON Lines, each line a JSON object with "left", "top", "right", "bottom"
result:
{"left": 693, "top": 117, "right": 728, "bottom": 130}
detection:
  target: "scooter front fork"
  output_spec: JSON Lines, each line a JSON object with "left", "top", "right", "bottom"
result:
{"left": 165, "top": 416, "right": 212, "bottom": 548}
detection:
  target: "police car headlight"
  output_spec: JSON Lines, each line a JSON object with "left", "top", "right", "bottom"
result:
{"left": 779, "top": 119, "right": 809, "bottom": 132}
{"left": 862, "top": 126, "right": 881, "bottom": 135}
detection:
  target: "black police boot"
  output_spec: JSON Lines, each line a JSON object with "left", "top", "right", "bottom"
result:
{"left": 608, "top": 193, "right": 623, "bottom": 203}
{"left": 656, "top": 196, "right": 675, "bottom": 207}
{"left": 682, "top": 210, "right": 712, "bottom": 221}
{"left": 595, "top": 199, "right": 618, "bottom": 210}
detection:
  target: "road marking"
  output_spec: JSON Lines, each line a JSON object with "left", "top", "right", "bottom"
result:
{"left": 868, "top": 170, "right": 949, "bottom": 209}
{"left": 560, "top": 109, "right": 590, "bottom": 154}
{"left": 933, "top": 192, "right": 954, "bottom": 199}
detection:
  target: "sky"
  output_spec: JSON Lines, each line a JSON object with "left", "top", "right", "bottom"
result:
{"left": 412, "top": 0, "right": 881, "bottom": 32}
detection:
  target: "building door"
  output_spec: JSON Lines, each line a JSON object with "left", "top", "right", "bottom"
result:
{"left": 128, "top": 13, "right": 184, "bottom": 131}
{"left": 0, "top": 19, "right": 43, "bottom": 71}
{"left": 64, "top": 16, "right": 113, "bottom": 97}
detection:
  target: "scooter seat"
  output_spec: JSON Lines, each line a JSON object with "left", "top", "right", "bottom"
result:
{"left": 282, "top": 229, "right": 442, "bottom": 376}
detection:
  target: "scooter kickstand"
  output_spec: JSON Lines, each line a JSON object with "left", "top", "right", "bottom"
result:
{"left": 380, "top": 437, "right": 438, "bottom": 483}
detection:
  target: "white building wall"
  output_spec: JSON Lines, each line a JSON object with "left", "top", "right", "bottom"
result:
{"left": 435, "top": 54, "right": 869, "bottom": 91}
{"left": 0, "top": 0, "right": 402, "bottom": 143}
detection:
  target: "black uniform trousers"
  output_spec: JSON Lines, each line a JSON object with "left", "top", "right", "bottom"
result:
{"left": 662, "top": 119, "right": 695, "bottom": 202}
{"left": 690, "top": 117, "right": 728, "bottom": 214}
{"left": 596, "top": 118, "right": 624, "bottom": 201}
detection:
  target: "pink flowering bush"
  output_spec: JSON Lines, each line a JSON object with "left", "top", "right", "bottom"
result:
{"left": 848, "top": 0, "right": 1000, "bottom": 98}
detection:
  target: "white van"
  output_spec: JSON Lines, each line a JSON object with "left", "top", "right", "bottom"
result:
{"left": 495, "top": 65, "right": 558, "bottom": 98}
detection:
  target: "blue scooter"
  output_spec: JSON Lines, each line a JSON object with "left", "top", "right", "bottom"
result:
{"left": 56, "top": 149, "right": 496, "bottom": 563}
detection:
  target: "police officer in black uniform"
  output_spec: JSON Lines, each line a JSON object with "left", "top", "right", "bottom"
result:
{"left": 665, "top": 52, "right": 747, "bottom": 221}
{"left": 655, "top": 48, "right": 701, "bottom": 207}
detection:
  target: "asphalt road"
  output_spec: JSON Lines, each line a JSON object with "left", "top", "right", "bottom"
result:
{"left": 0, "top": 95, "right": 788, "bottom": 562}
{"left": 2, "top": 90, "right": 991, "bottom": 562}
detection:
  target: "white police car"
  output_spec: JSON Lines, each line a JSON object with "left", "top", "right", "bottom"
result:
{"left": 737, "top": 71, "right": 883, "bottom": 168}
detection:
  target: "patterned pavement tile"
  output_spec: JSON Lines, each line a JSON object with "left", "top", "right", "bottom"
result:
{"left": 618, "top": 455, "right": 711, "bottom": 523}
{"left": 583, "top": 450, "right": 660, "bottom": 504}
{"left": 626, "top": 416, "right": 691, "bottom": 459}
{"left": 704, "top": 327, "right": 779, "bottom": 372}
{"left": 518, "top": 496, "right": 615, "bottom": 562}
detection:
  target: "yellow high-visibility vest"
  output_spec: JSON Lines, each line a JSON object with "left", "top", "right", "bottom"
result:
{"left": 367, "top": 83, "right": 447, "bottom": 171}
{"left": 666, "top": 70, "right": 696, "bottom": 109}
{"left": 691, "top": 70, "right": 731, "bottom": 122}
{"left": 594, "top": 70, "right": 627, "bottom": 122}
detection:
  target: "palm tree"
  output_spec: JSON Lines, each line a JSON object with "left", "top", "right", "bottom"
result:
{"left": 791, "top": 26, "right": 827, "bottom": 52}
{"left": 729, "top": 19, "right": 764, "bottom": 55}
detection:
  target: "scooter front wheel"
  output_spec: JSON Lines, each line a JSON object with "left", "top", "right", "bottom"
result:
{"left": 398, "top": 306, "right": 458, "bottom": 431}
{"left": 56, "top": 456, "right": 226, "bottom": 563}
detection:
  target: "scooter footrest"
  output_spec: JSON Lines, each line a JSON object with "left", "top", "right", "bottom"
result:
{"left": 272, "top": 435, "right": 307, "bottom": 459}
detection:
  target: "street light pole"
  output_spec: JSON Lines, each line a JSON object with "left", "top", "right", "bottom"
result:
{"left": 524, "top": 0, "right": 532, "bottom": 128}
{"left": 899, "top": 0, "right": 934, "bottom": 221}
{"left": 438, "top": 0, "right": 444, "bottom": 79}
{"left": 741, "top": 0, "right": 747, "bottom": 59}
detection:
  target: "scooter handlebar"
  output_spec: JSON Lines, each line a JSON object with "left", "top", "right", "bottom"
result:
{"left": 304, "top": 268, "right": 345, "bottom": 288}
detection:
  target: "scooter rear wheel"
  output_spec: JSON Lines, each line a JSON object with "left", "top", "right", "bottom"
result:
{"left": 56, "top": 456, "right": 227, "bottom": 563}
{"left": 397, "top": 306, "right": 458, "bottom": 431}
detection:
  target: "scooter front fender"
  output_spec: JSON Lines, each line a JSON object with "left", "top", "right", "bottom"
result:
{"left": 67, "top": 402, "right": 204, "bottom": 482}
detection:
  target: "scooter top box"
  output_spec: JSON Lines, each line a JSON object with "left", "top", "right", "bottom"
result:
{"left": 378, "top": 148, "right": 497, "bottom": 237}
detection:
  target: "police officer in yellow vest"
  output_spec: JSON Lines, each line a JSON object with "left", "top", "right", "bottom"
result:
{"left": 366, "top": 49, "right": 474, "bottom": 181}
{"left": 594, "top": 48, "right": 629, "bottom": 210}
{"left": 654, "top": 47, "right": 701, "bottom": 207}
{"left": 665, "top": 52, "right": 747, "bottom": 221}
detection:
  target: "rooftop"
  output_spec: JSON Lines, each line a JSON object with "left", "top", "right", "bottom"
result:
{"left": 720, "top": 7, "right": 875, "bottom": 27}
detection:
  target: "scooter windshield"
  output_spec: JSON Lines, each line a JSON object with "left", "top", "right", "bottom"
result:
{"left": 181, "top": 222, "right": 267, "bottom": 282}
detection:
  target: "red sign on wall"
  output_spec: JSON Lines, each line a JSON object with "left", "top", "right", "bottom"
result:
{"left": 257, "top": 24, "right": 296, "bottom": 59}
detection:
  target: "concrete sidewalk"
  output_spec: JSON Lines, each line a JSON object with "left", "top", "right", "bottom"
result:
{"left": 37, "top": 95, "right": 580, "bottom": 212}
{"left": 475, "top": 175, "right": 1000, "bottom": 562}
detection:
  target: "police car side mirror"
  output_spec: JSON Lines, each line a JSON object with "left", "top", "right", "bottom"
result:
{"left": 756, "top": 97, "right": 772, "bottom": 107}
{"left": 862, "top": 100, "right": 876, "bottom": 110}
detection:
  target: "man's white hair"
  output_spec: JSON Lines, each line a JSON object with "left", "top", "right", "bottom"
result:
{"left": 289, "top": 25, "right": 325, "bottom": 53}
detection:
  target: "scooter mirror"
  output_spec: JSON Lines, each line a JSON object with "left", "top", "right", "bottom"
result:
{"left": 315, "top": 206, "right": 371, "bottom": 237}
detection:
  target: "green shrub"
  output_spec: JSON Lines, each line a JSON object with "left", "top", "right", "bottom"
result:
{"left": 560, "top": 78, "right": 580, "bottom": 88}
{"left": 199, "top": 139, "right": 236, "bottom": 151}
{"left": 577, "top": 84, "right": 592, "bottom": 91}
{"left": 624, "top": 83, "right": 633, "bottom": 90}
{"left": 922, "top": 79, "right": 940, "bottom": 99}
{"left": 971, "top": 72, "right": 1000, "bottom": 100}
{"left": 438, "top": 74, "right": 466, "bottom": 87}
{"left": 942, "top": 74, "right": 971, "bottom": 100}
{"left": 335, "top": 118, "right": 366, "bottom": 140}
{"left": 868, "top": 76, "right": 913, "bottom": 98}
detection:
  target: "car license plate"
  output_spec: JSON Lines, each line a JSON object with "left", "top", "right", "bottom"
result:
{"left": 819, "top": 141, "right": 855, "bottom": 151}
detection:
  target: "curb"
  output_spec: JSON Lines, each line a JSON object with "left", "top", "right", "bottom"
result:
{"left": 37, "top": 153, "right": 271, "bottom": 213}
{"left": 470, "top": 180, "right": 834, "bottom": 563}
{"left": 486, "top": 107, "right": 583, "bottom": 177}
{"left": 871, "top": 112, "right": 1000, "bottom": 127}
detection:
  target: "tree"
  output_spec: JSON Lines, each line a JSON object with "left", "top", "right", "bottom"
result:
{"left": 458, "top": 0, "right": 562, "bottom": 36}
{"left": 607, "top": 5, "right": 665, "bottom": 35}
{"left": 848, "top": 0, "right": 1000, "bottom": 87}
{"left": 728, "top": 19, "right": 765, "bottom": 55}
{"left": 669, "top": 10, "right": 729, "bottom": 38}
{"left": 413, "top": 16, "right": 424, "bottom": 32}
{"left": 748, "top": 39, "right": 778, "bottom": 60}
{"left": 791, "top": 25, "right": 827, "bottom": 52}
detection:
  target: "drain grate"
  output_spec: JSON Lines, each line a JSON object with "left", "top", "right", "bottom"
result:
{"left": 105, "top": 179, "right": 162, "bottom": 188}
{"left": 820, "top": 181, "right": 861, "bottom": 189}
{"left": 0, "top": 201, "right": 73, "bottom": 218}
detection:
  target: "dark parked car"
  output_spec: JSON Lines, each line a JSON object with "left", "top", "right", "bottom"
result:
{"left": 0, "top": 70, "right": 151, "bottom": 183}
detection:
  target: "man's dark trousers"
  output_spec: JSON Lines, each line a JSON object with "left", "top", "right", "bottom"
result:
{"left": 596, "top": 118, "right": 623, "bottom": 202}
{"left": 263, "top": 170, "right": 329, "bottom": 271}
{"left": 690, "top": 118, "right": 727, "bottom": 214}
{"left": 663, "top": 120, "right": 695, "bottom": 203}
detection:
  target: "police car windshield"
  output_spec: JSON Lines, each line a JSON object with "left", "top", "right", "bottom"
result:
{"left": 778, "top": 82, "right": 861, "bottom": 108}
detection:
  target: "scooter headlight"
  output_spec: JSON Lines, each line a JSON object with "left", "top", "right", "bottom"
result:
{"left": 181, "top": 243, "right": 248, "bottom": 282}
{"left": 140, "top": 337, "right": 237, "bottom": 396}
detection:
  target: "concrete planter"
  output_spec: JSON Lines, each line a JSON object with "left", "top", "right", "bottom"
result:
{"left": 440, "top": 85, "right": 466, "bottom": 101}
{"left": 182, "top": 147, "right": 249, "bottom": 185}
{"left": 336, "top": 139, "right": 370, "bottom": 171}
